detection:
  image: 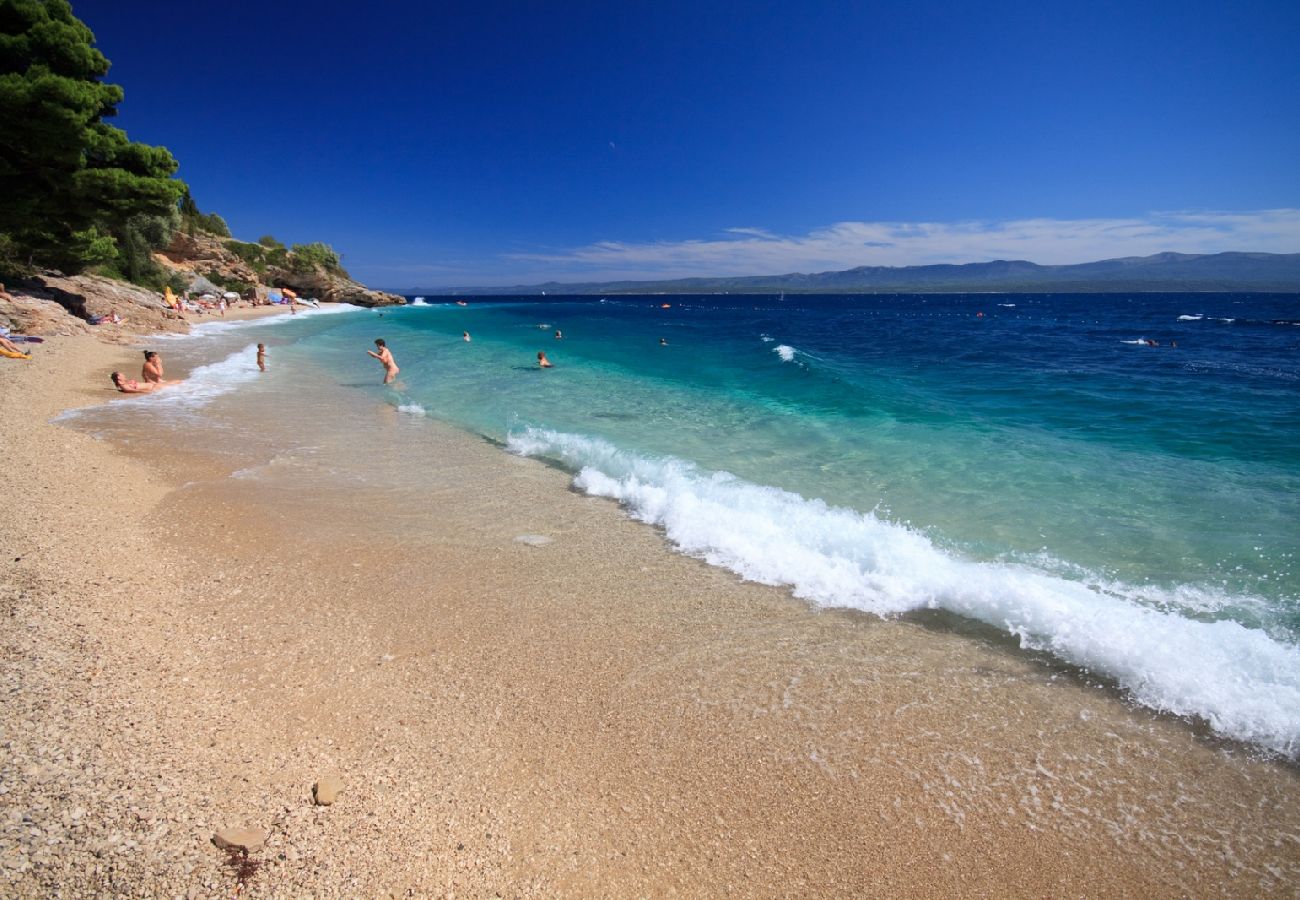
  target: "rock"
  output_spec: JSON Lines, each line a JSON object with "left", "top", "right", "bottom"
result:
{"left": 4, "top": 274, "right": 187, "bottom": 336}
{"left": 313, "top": 774, "right": 344, "bottom": 806}
{"left": 212, "top": 826, "right": 266, "bottom": 852}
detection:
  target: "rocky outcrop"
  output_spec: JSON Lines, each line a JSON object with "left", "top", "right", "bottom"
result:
{"left": 265, "top": 265, "right": 405, "bottom": 307}
{"left": 2, "top": 274, "right": 187, "bottom": 336}
{"left": 157, "top": 232, "right": 259, "bottom": 290}
{"left": 158, "top": 232, "right": 405, "bottom": 308}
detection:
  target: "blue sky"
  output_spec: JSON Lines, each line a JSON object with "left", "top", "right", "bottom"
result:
{"left": 75, "top": 0, "right": 1300, "bottom": 288}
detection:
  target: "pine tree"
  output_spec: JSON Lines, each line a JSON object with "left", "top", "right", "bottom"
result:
{"left": 0, "top": 0, "right": 185, "bottom": 273}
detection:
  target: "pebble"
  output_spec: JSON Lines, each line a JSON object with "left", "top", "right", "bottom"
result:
{"left": 211, "top": 826, "right": 266, "bottom": 852}
{"left": 313, "top": 775, "right": 345, "bottom": 807}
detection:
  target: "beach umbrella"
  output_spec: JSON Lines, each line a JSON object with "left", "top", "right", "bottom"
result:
{"left": 223, "top": 292, "right": 240, "bottom": 299}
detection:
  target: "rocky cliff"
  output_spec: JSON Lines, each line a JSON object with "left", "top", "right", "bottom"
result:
{"left": 1, "top": 231, "right": 403, "bottom": 337}
{"left": 156, "top": 233, "right": 405, "bottom": 307}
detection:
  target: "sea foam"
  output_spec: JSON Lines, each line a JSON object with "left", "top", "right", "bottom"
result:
{"left": 506, "top": 426, "right": 1300, "bottom": 757}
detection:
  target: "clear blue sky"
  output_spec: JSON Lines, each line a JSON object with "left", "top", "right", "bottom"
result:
{"left": 74, "top": 0, "right": 1300, "bottom": 288}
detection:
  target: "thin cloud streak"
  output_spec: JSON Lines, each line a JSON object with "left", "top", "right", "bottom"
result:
{"left": 503, "top": 210, "right": 1300, "bottom": 282}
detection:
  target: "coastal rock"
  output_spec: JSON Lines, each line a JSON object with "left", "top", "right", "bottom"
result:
{"left": 312, "top": 774, "right": 345, "bottom": 806}
{"left": 156, "top": 231, "right": 259, "bottom": 289}
{"left": 268, "top": 264, "right": 405, "bottom": 308}
{"left": 211, "top": 826, "right": 266, "bottom": 852}
{"left": 4, "top": 274, "right": 187, "bottom": 336}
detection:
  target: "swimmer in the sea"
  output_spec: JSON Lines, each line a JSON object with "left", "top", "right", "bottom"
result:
{"left": 463, "top": 331, "right": 471, "bottom": 342}
{"left": 554, "top": 329, "right": 563, "bottom": 340}
{"left": 537, "top": 350, "right": 553, "bottom": 368}
{"left": 659, "top": 337, "right": 668, "bottom": 346}
{"left": 368, "top": 338, "right": 399, "bottom": 384}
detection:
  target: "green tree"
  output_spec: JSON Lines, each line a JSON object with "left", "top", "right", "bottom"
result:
{"left": 0, "top": 0, "right": 185, "bottom": 274}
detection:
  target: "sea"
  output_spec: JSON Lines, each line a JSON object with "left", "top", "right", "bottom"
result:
{"left": 65, "top": 292, "right": 1300, "bottom": 758}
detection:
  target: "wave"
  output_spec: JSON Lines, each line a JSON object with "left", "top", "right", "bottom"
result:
{"left": 505, "top": 426, "right": 1300, "bottom": 758}
{"left": 152, "top": 302, "right": 361, "bottom": 340}
{"left": 410, "top": 297, "right": 428, "bottom": 305}
{"left": 397, "top": 403, "right": 427, "bottom": 416}
{"left": 998, "top": 303, "right": 1016, "bottom": 307}
{"left": 1178, "top": 314, "right": 1204, "bottom": 321}
{"left": 774, "top": 344, "right": 797, "bottom": 362}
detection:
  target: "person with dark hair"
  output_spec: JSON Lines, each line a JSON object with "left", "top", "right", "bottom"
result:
{"left": 111, "top": 372, "right": 156, "bottom": 393}
{"left": 367, "top": 338, "right": 399, "bottom": 384}
{"left": 537, "top": 350, "right": 554, "bottom": 368}
{"left": 142, "top": 350, "right": 163, "bottom": 383}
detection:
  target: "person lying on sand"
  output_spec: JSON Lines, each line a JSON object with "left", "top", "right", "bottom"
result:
{"left": 1, "top": 334, "right": 26, "bottom": 356}
{"left": 110, "top": 372, "right": 179, "bottom": 393}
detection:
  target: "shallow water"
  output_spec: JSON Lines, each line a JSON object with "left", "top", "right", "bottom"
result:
{"left": 64, "top": 293, "right": 1300, "bottom": 756}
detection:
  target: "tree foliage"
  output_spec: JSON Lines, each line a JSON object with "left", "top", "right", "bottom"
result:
{"left": 0, "top": 0, "right": 185, "bottom": 275}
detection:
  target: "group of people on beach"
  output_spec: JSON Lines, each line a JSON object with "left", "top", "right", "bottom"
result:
{"left": 110, "top": 350, "right": 179, "bottom": 393}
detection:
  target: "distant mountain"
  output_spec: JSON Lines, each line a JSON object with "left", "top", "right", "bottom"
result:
{"left": 395, "top": 251, "right": 1300, "bottom": 296}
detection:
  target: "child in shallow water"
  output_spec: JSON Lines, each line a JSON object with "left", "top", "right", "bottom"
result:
{"left": 256, "top": 343, "right": 267, "bottom": 372}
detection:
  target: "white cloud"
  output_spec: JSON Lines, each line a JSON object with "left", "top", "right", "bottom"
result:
{"left": 503, "top": 209, "right": 1300, "bottom": 282}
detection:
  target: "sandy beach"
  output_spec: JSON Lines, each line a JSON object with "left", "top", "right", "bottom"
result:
{"left": 2, "top": 324, "right": 1298, "bottom": 897}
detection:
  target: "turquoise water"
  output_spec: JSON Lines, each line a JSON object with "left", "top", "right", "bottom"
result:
{"left": 72, "top": 294, "right": 1300, "bottom": 755}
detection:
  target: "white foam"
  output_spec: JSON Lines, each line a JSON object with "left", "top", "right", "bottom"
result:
{"left": 397, "top": 403, "right": 427, "bottom": 416}
{"left": 760, "top": 334, "right": 775, "bottom": 342}
{"left": 506, "top": 427, "right": 1300, "bottom": 757}
{"left": 774, "top": 344, "right": 796, "bottom": 362}
{"left": 411, "top": 297, "right": 428, "bottom": 305}
{"left": 998, "top": 303, "right": 1016, "bottom": 307}
{"left": 153, "top": 302, "right": 360, "bottom": 340}
{"left": 1178, "top": 314, "right": 1204, "bottom": 321}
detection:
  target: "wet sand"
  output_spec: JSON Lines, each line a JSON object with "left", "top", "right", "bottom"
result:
{"left": 1, "top": 331, "right": 1297, "bottom": 896}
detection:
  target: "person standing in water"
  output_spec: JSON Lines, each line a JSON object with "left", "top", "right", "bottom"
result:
{"left": 256, "top": 343, "right": 267, "bottom": 372}
{"left": 463, "top": 331, "right": 471, "bottom": 342}
{"left": 537, "top": 350, "right": 553, "bottom": 368}
{"left": 368, "top": 338, "right": 399, "bottom": 383}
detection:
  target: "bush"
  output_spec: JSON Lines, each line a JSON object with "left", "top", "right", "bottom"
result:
{"left": 225, "top": 239, "right": 268, "bottom": 275}
{"left": 288, "top": 241, "right": 342, "bottom": 274}
{"left": 257, "top": 235, "right": 285, "bottom": 250}
{"left": 203, "top": 270, "right": 252, "bottom": 295}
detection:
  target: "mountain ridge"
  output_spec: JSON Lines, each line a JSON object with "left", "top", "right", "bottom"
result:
{"left": 395, "top": 251, "right": 1300, "bottom": 295}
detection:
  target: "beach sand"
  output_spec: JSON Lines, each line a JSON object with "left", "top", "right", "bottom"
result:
{"left": 2, "top": 329, "right": 1298, "bottom": 896}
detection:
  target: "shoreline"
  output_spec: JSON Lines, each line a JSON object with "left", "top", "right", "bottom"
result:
{"left": 2, "top": 327, "right": 1298, "bottom": 895}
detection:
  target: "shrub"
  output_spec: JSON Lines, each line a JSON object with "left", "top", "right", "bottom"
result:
{"left": 288, "top": 241, "right": 342, "bottom": 274}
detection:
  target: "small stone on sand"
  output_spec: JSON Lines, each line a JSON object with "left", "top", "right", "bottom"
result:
{"left": 313, "top": 774, "right": 345, "bottom": 806}
{"left": 212, "top": 826, "right": 265, "bottom": 851}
